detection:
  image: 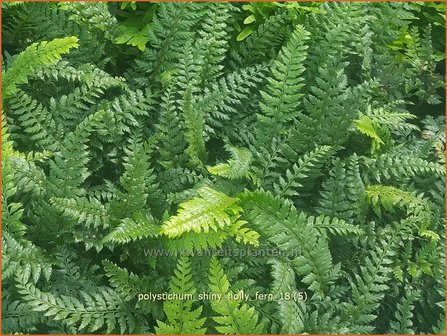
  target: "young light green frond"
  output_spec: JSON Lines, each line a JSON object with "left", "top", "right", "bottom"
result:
{"left": 366, "top": 184, "right": 431, "bottom": 220}
{"left": 166, "top": 218, "right": 259, "bottom": 253}
{"left": 161, "top": 187, "right": 242, "bottom": 238}
{"left": 355, "top": 115, "right": 385, "bottom": 153}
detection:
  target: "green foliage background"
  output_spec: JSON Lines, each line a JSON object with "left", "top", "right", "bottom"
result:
{"left": 2, "top": 1, "right": 446, "bottom": 334}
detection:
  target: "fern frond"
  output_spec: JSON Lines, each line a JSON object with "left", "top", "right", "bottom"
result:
{"left": 317, "top": 158, "right": 353, "bottom": 221}
{"left": 161, "top": 187, "right": 242, "bottom": 238}
{"left": 103, "top": 260, "right": 154, "bottom": 302}
{"left": 2, "top": 296, "right": 40, "bottom": 334}
{"left": 269, "top": 259, "right": 306, "bottom": 333}
{"left": 314, "top": 216, "right": 364, "bottom": 237}
{"left": 3, "top": 232, "right": 52, "bottom": 284}
{"left": 7, "top": 90, "right": 62, "bottom": 151}
{"left": 131, "top": 2, "right": 200, "bottom": 83}
{"left": 104, "top": 215, "right": 159, "bottom": 244}
{"left": 110, "top": 139, "right": 154, "bottom": 220}
{"left": 345, "top": 236, "right": 396, "bottom": 333}
{"left": 2, "top": 124, "right": 27, "bottom": 238}
{"left": 257, "top": 25, "right": 310, "bottom": 140}
{"left": 366, "top": 153, "right": 445, "bottom": 181}
{"left": 208, "top": 257, "right": 264, "bottom": 334}
{"left": 366, "top": 105, "right": 419, "bottom": 132}
{"left": 155, "top": 87, "right": 188, "bottom": 168}
{"left": 355, "top": 115, "right": 385, "bottom": 153}
{"left": 166, "top": 218, "right": 259, "bottom": 254}
{"left": 183, "top": 85, "right": 206, "bottom": 163}
{"left": 288, "top": 56, "right": 350, "bottom": 154}
{"left": 9, "top": 156, "right": 47, "bottom": 198}
{"left": 195, "top": 2, "right": 231, "bottom": 85}
{"left": 156, "top": 257, "right": 207, "bottom": 334}
{"left": 240, "top": 190, "right": 340, "bottom": 297}
{"left": 16, "top": 276, "right": 138, "bottom": 333}
{"left": 387, "top": 288, "right": 420, "bottom": 334}
{"left": 50, "top": 196, "right": 109, "bottom": 229}
{"left": 231, "top": 10, "right": 291, "bottom": 67}
{"left": 208, "top": 145, "right": 252, "bottom": 180}
{"left": 273, "top": 145, "right": 333, "bottom": 198}
{"left": 278, "top": 300, "right": 306, "bottom": 334}
{"left": 200, "top": 65, "right": 266, "bottom": 137}
{"left": 366, "top": 185, "right": 430, "bottom": 220}
{"left": 3, "top": 36, "right": 79, "bottom": 98}
{"left": 48, "top": 110, "right": 106, "bottom": 196}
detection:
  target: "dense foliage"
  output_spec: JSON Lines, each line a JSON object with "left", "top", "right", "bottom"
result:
{"left": 2, "top": 1, "right": 446, "bottom": 334}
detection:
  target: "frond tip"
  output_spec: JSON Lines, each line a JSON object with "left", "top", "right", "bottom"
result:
{"left": 208, "top": 257, "right": 264, "bottom": 334}
{"left": 3, "top": 36, "right": 79, "bottom": 99}
{"left": 156, "top": 257, "right": 207, "bottom": 334}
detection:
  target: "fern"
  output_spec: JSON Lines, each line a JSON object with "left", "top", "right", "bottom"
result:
{"left": 257, "top": 24, "right": 310, "bottom": 140}
{"left": 2, "top": 296, "right": 40, "bottom": 333}
{"left": 50, "top": 196, "right": 109, "bottom": 230}
{"left": 365, "top": 105, "right": 419, "bottom": 132}
{"left": 273, "top": 145, "right": 334, "bottom": 198}
{"left": 156, "top": 258, "right": 207, "bottom": 334}
{"left": 240, "top": 190, "right": 341, "bottom": 297}
{"left": 355, "top": 115, "right": 385, "bottom": 153}
{"left": 7, "top": 90, "right": 62, "bottom": 151}
{"left": 366, "top": 153, "right": 445, "bottom": 180}
{"left": 344, "top": 222, "right": 406, "bottom": 333}
{"left": 161, "top": 187, "right": 242, "bottom": 238}
{"left": 387, "top": 288, "right": 420, "bottom": 334}
{"left": 208, "top": 145, "right": 252, "bottom": 180}
{"left": 3, "top": 36, "right": 79, "bottom": 99}
{"left": 16, "top": 274, "right": 138, "bottom": 333}
{"left": 269, "top": 259, "right": 305, "bottom": 334}
{"left": 2, "top": 3, "right": 445, "bottom": 334}
{"left": 366, "top": 185, "right": 431, "bottom": 221}
{"left": 208, "top": 257, "right": 264, "bottom": 334}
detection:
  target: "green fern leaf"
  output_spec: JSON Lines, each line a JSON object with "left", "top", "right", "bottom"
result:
{"left": 161, "top": 187, "right": 242, "bottom": 238}
{"left": 3, "top": 36, "right": 79, "bottom": 99}
{"left": 156, "top": 257, "right": 207, "bottom": 334}
{"left": 208, "top": 145, "right": 252, "bottom": 180}
{"left": 208, "top": 257, "right": 264, "bottom": 334}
